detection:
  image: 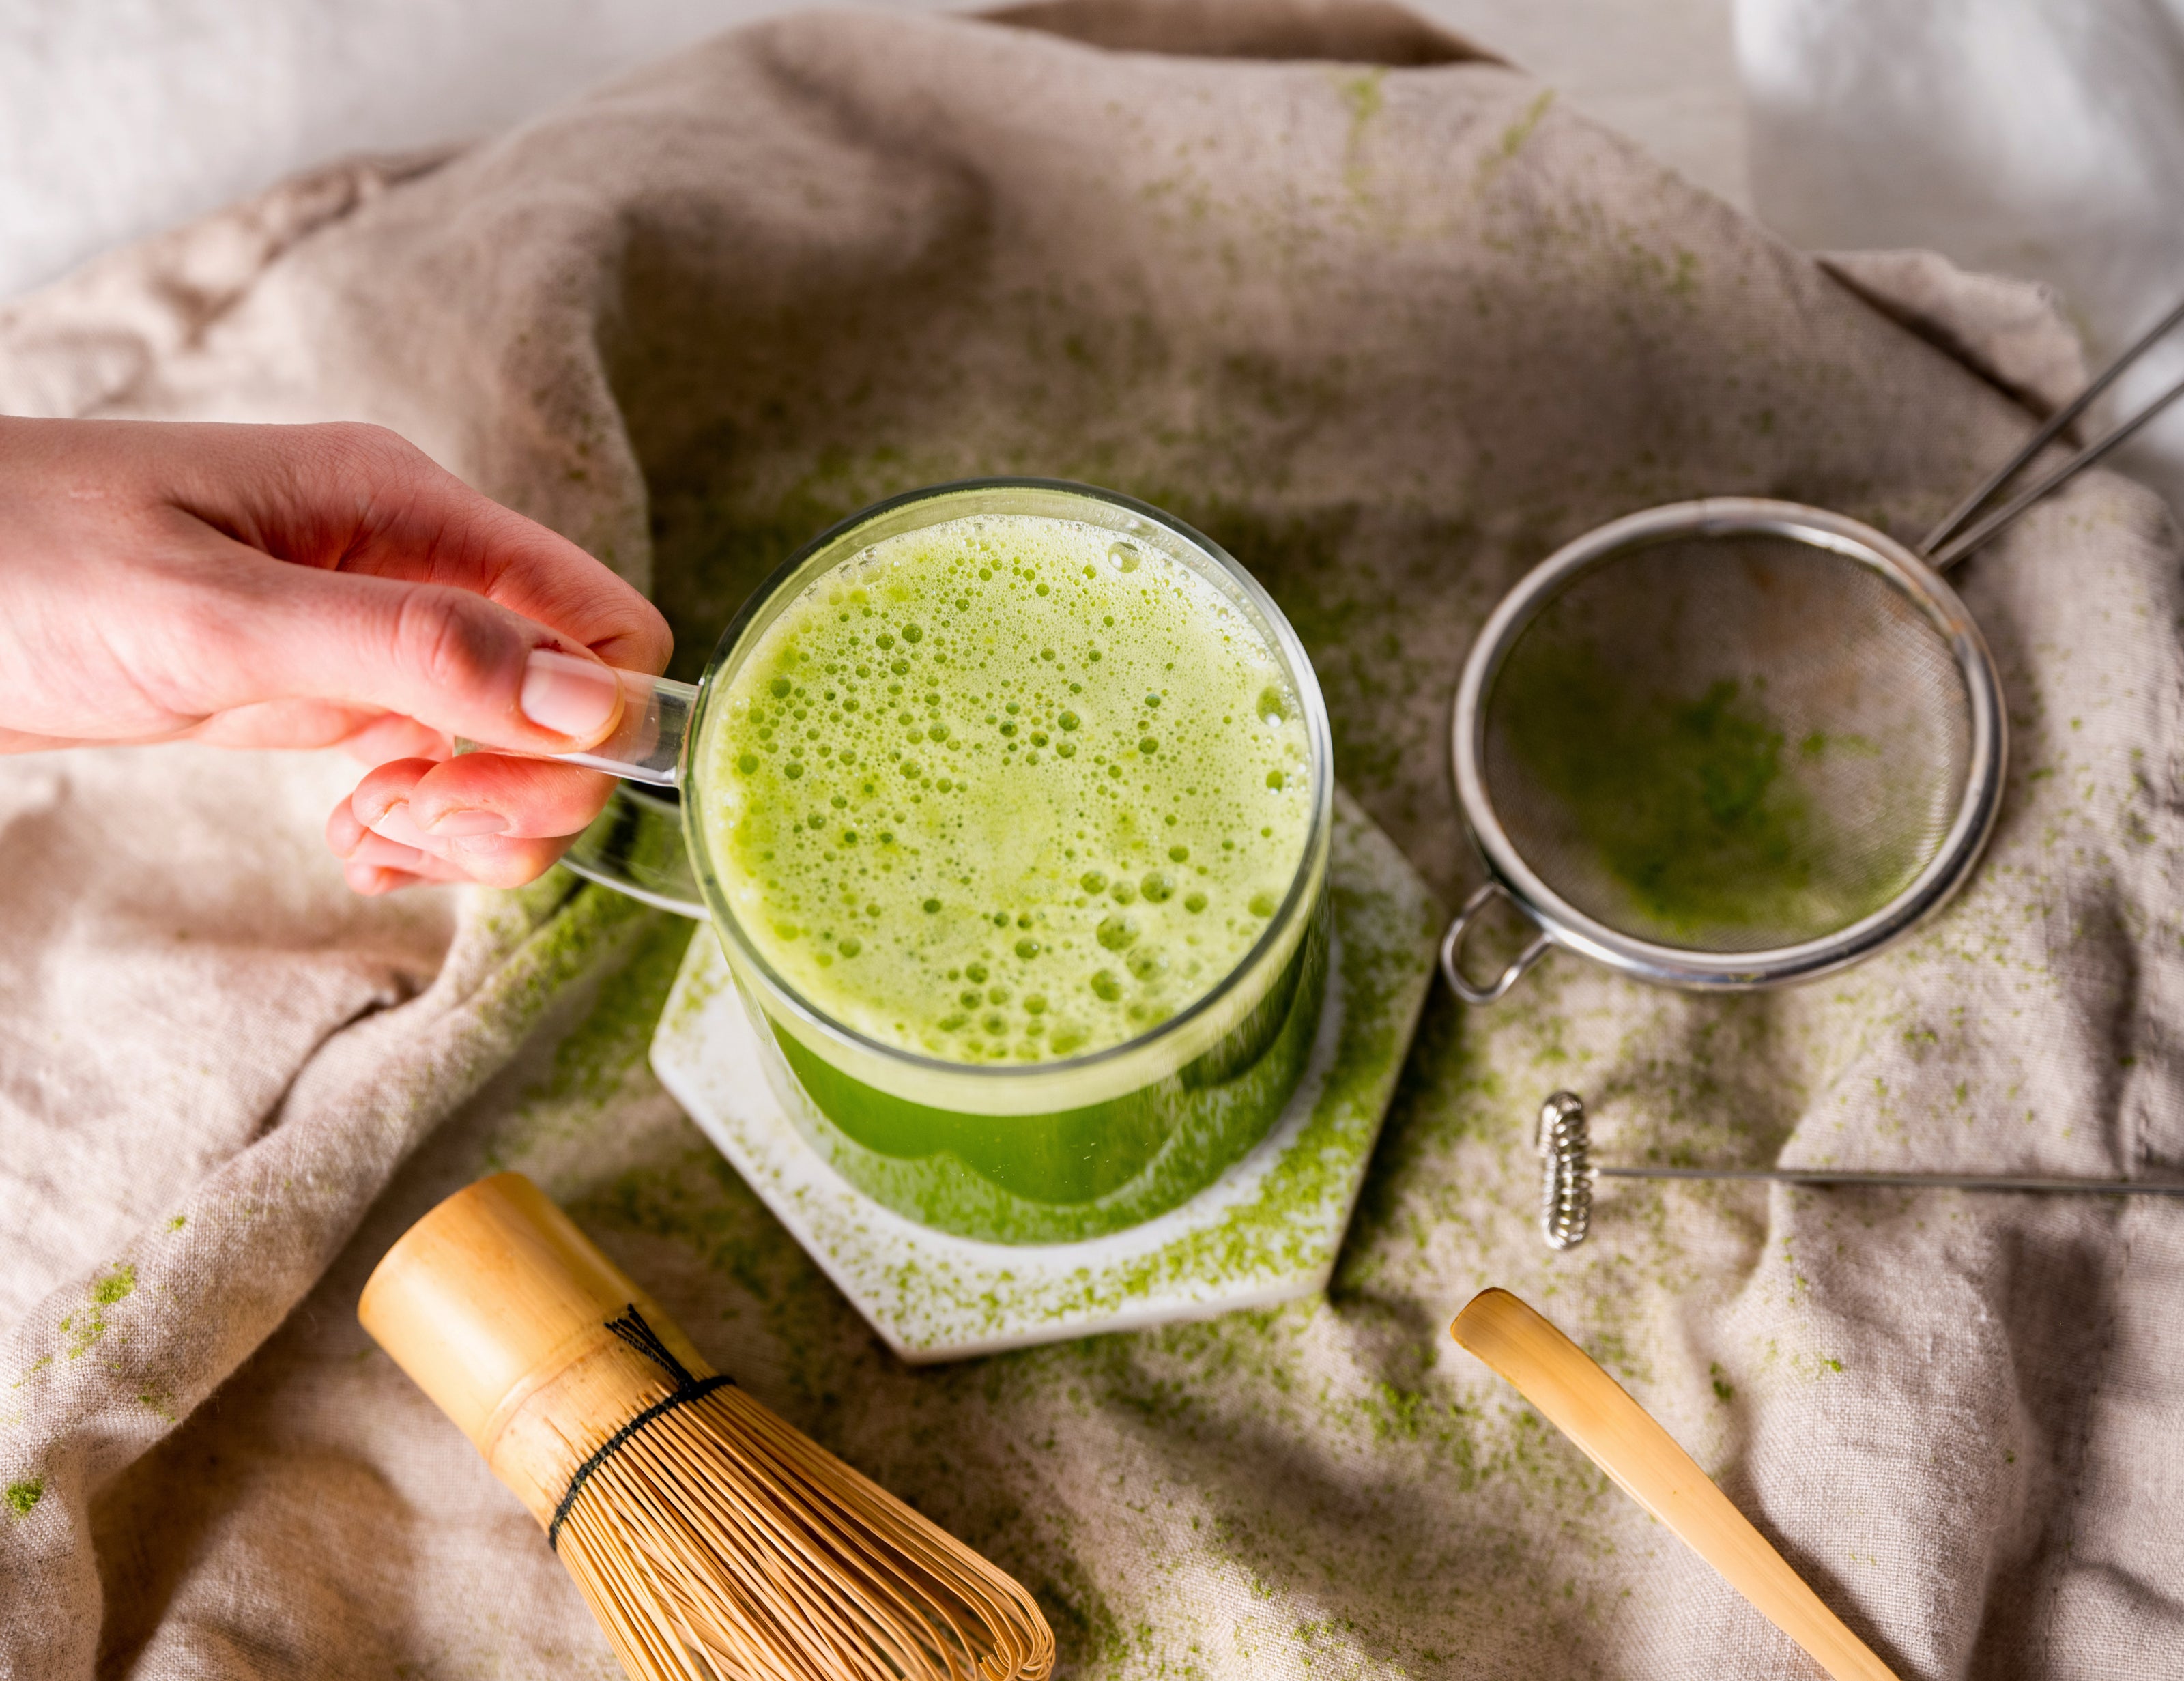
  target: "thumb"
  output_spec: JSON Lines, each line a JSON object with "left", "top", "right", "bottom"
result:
{"left": 182, "top": 547, "right": 634, "bottom": 753}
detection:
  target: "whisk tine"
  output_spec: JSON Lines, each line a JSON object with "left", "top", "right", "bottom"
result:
{"left": 551, "top": 1385, "right": 1051, "bottom": 1681}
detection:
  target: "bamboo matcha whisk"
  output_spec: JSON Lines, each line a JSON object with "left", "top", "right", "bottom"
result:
{"left": 359, "top": 1173, "right": 1054, "bottom": 1681}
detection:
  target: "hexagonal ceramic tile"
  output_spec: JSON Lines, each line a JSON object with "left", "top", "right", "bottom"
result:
{"left": 649, "top": 788, "right": 1439, "bottom": 1362}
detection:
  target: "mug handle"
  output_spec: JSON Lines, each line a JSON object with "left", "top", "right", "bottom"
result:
{"left": 559, "top": 784, "right": 708, "bottom": 919}
{"left": 553, "top": 668, "right": 703, "bottom": 913}
{"left": 1439, "top": 881, "right": 1552, "bottom": 1006}
{"left": 536, "top": 659, "right": 698, "bottom": 787}
{"left": 456, "top": 660, "right": 708, "bottom": 915}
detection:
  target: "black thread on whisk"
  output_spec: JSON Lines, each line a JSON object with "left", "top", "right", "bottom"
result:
{"left": 547, "top": 1304, "right": 734, "bottom": 1552}
{"left": 605, "top": 1303, "right": 704, "bottom": 1388}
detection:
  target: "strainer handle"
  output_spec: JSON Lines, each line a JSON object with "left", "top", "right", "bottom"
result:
{"left": 1923, "top": 287, "right": 2184, "bottom": 567}
{"left": 1440, "top": 882, "right": 1553, "bottom": 1006}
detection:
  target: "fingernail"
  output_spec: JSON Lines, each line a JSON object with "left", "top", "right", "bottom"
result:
{"left": 425, "top": 808, "right": 508, "bottom": 837}
{"left": 520, "top": 648, "right": 620, "bottom": 743}
{"left": 367, "top": 803, "right": 435, "bottom": 850}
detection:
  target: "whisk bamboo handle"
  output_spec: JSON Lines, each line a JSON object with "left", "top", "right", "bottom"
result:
{"left": 359, "top": 1173, "right": 711, "bottom": 1525}
{"left": 362, "top": 1175, "right": 1057, "bottom": 1681}
{"left": 1450, "top": 1289, "right": 1901, "bottom": 1681}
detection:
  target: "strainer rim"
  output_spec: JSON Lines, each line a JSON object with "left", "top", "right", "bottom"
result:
{"left": 1450, "top": 497, "right": 2007, "bottom": 990}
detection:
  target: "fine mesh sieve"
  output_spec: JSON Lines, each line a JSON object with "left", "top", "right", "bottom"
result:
{"left": 1443, "top": 292, "right": 2184, "bottom": 1003}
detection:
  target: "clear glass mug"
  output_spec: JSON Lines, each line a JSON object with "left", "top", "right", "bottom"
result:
{"left": 551, "top": 480, "right": 1333, "bottom": 1244}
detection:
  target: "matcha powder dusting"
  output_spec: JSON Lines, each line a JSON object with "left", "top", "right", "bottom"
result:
{"left": 1489, "top": 650, "right": 1920, "bottom": 946}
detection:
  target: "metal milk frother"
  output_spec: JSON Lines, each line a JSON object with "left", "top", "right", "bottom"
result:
{"left": 1529, "top": 1091, "right": 2184, "bottom": 1252}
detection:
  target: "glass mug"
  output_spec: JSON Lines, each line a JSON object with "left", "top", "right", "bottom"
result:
{"left": 545, "top": 480, "right": 1332, "bottom": 1244}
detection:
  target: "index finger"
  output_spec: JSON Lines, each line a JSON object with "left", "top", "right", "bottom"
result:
{"left": 152, "top": 420, "right": 672, "bottom": 672}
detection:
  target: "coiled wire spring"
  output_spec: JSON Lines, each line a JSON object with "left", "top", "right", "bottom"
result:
{"left": 1536, "top": 1092, "right": 1593, "bottom": 1250}
{"left": 1534, "top": 1091, "right": 2184, "bottom": 1251}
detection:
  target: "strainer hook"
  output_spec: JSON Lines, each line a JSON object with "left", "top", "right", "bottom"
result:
{"left": 1441, "top": 882, "right": 1553, "bottom": 1005}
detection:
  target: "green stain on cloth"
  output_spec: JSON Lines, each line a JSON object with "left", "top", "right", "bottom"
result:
{"left": 61, "top": 1263, "right": 137, "bottom": 1360}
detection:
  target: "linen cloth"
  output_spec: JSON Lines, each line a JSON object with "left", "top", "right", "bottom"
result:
{"left": 3, "top": 3, "right": 2181, "bottom": 1674}
{"left": 0, "top": 0, "right": 1742, "bottom": 306}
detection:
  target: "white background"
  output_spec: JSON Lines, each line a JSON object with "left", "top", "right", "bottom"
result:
{"left": 3, "top": 0, "right": 2177, "bottom": 506}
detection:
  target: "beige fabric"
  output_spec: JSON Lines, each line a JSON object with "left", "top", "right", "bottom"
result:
{"left": 3, "top": 3, "right": 2181, "bottom": 1675}
{"left": 1817, "top": 249, "right": 2088, "bottom": 421}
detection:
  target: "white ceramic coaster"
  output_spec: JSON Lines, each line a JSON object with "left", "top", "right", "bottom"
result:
{"left": 649, "top": 789, "right": 1439, "bottom": 1362}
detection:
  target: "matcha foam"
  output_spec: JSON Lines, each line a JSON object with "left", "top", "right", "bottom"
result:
{"left": 701, "top": 513, "right": 1313, "bottom": 1064}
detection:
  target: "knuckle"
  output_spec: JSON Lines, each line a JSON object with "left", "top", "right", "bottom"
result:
{"left": 390, "top": 586, "right": 511, "bottom": 702}
{"left": 296, "top": 422, "right": 439, "bottom": 521}
{"left": 310, "top": 420, "right": 420, "bottom": 478}
{"left": 324, "top": 797, "right": 364, "bottom": 856}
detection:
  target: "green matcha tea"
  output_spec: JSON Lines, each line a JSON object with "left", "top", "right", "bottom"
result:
{"left": 693, "top": 495, "right": 1330, "bottom": 1243}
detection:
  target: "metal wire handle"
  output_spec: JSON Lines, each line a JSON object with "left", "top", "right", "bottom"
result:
{"left": 1923, "top": 289, "right": 2184, "bottom": 569}
{"left": 1534, "top": 1091, "right": 2184, "bottom": 1250}
{"left": 1440, "top": 882, "right": 1553, "bottom": 1005}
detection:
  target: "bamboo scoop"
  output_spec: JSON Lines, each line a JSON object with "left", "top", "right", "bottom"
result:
{"left": 361, "top": 1173, "right": 1054, "bottom": 1681}
{"left": 1450, "top": 1288, "right": 1900, "bottom": 1681}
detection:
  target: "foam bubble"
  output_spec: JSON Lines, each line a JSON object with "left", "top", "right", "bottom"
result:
{"left": 700, "top": 511, "right": 1312, "bottom": 1063}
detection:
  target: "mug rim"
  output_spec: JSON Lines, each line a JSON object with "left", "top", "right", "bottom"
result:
{"left": 678, "top": 476, "right": 1334, "bottom": 1104}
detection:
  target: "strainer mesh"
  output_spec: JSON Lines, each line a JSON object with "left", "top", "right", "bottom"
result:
{"left": 1480, "top": 534, "right": 1972, "bottom": 954}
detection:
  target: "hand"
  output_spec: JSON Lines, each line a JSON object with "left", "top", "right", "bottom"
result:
{"left": 0, "top": 417, "right": 671, "bottom": 893}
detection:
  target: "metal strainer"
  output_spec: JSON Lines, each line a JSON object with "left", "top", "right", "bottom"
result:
{"left": 1443, "top": 293, "right": 2184, "bottom": 1004}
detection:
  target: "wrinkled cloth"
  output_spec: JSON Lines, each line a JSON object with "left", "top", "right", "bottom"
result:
{"left": 3, "top": 3, "right": 2182, "bottom": 1676}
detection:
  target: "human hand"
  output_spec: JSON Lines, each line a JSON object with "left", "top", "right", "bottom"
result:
{"left": 0, "top": 417, "right": 670, "bottom": 893}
